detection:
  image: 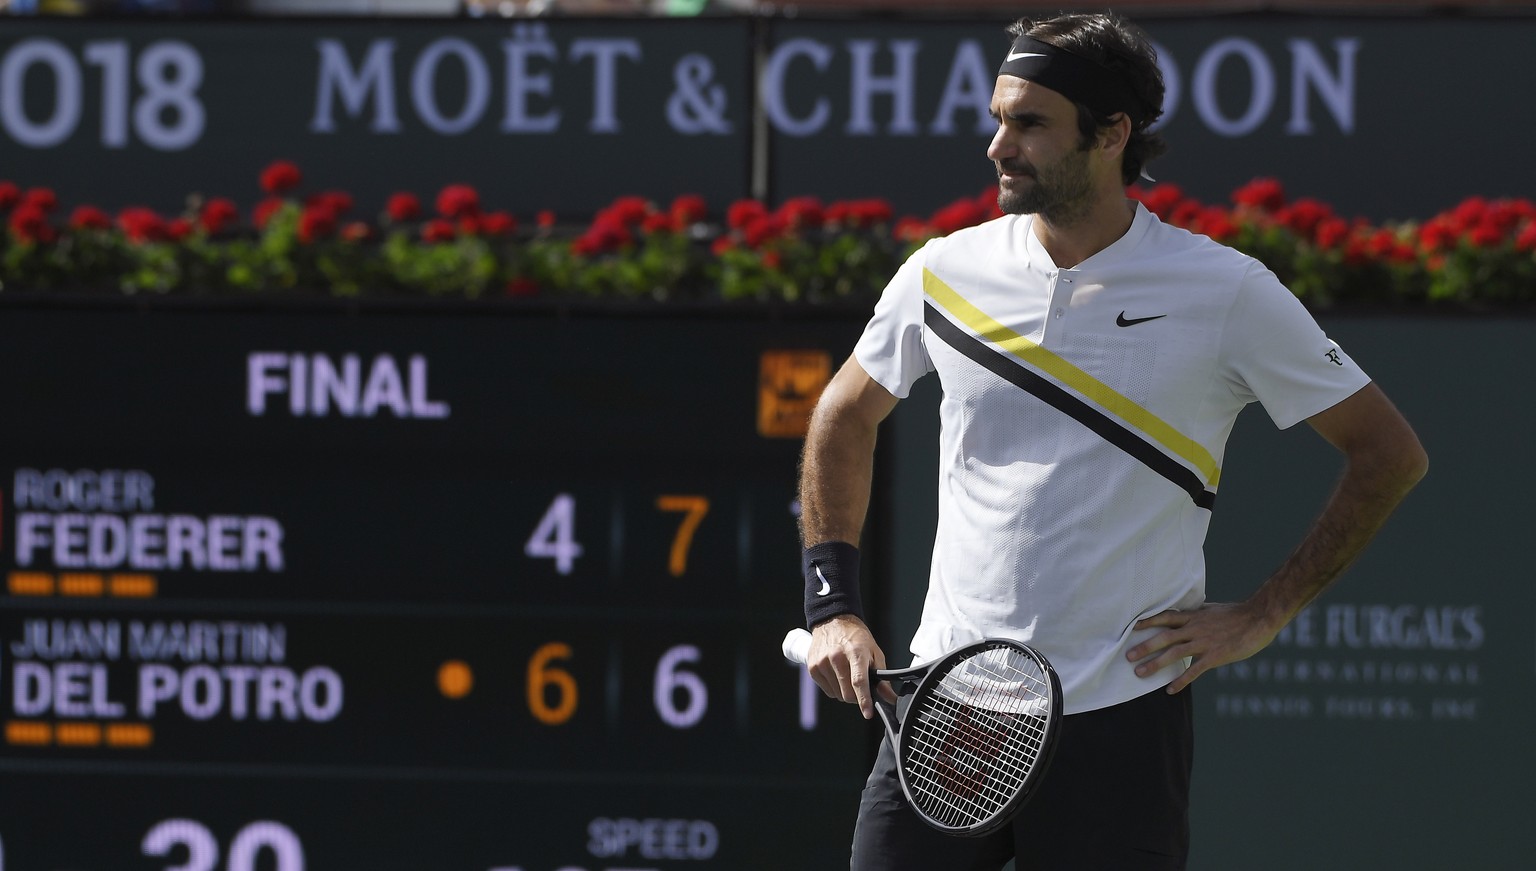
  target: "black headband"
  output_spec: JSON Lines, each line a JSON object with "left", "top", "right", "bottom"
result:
{"left": 998, "top": 35, "right": 1147, "bottom": 126}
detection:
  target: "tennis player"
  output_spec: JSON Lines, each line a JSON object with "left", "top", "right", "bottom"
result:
{"left": 798, "top": 11, "right": 1428, "bottom": 869}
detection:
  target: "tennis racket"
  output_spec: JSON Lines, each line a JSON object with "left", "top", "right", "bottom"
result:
{"left": 783, "top": 628, "right": 1062, "bottom": 837}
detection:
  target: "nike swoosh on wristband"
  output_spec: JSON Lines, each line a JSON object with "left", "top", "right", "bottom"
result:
{"left": 813, "top": 565, "right": 832, "bottom": 596}
{"left": 1005, "top": 51, "right": 1048, "bottom": 62}
{"left": 1116, "top": 312, "right": 1167, "bottom": 327}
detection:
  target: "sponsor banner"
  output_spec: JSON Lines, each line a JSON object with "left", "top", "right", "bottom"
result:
{"left": 2, "top": 16, "right": 1532, "bottom": 223}
{"left": 766, "top": 16, "right": 1536, "bottom": 221}
{"left": 0, "top": 18, "right": 754, "bottom": 219}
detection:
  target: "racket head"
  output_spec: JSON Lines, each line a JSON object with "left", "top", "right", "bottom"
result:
{"left": 891, "top": 638, "right": 1063, "bottom": 837}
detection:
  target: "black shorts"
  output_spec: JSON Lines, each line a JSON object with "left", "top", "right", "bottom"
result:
{"left": 850, "top": 686, "right": 1194, "bottom": 871}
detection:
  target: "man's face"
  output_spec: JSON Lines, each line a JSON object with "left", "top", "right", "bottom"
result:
{"left": 986, "top": 77, "right": 1097, "bottom": 221}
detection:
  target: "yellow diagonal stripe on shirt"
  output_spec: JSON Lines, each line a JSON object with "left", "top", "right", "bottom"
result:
{"left": 924, "top": 268, "right": 1221, "bottom": 488}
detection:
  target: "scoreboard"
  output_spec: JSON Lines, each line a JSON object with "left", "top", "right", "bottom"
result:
{"left": 0, "top": 301, "right": 873, "bottom": 870}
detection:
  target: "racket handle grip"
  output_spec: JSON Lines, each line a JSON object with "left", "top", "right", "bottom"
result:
{"left": 782, "top": 628, "right": 812, "bottom": 665}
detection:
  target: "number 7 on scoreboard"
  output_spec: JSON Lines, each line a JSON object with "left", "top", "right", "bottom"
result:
{"left": 655, "top": 495, "right": 709, "bottom": 577}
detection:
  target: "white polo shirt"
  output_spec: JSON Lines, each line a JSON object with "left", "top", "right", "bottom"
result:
{"left": 854, "top": 202, "right": 1371, "bottom": 713}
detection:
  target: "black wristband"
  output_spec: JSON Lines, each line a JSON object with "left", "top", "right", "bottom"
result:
{"left": 803, "top": 541, "right": 864, "bottom": 630}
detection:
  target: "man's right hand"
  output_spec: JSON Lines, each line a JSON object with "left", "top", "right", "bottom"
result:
{"left": 807, "top": 614, "right": 897, "bottom": 720}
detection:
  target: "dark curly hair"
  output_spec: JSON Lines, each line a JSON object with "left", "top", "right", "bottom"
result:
{"left": 1006, "top": 13, "right": 1167, "bottom": 186}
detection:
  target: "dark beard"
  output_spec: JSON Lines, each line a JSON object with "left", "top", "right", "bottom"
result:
{"left": 996, "top": 148, "right": 1096, "bottom": 225}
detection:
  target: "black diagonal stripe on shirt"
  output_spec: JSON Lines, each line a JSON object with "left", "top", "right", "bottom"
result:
{"left": 923, "top": 302, "right": 1216, "bottom": 510}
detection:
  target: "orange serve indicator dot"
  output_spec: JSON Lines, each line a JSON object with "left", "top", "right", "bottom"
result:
{"left": 437, "top": 660, "right": 474, "bottom": 699}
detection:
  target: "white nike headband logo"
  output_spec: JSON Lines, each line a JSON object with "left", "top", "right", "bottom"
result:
{"left": 814, "top": 564, "right": 832, "bottom": 596}
{"left": 1005, "top": 51, "right": 1047, "bottom": 62}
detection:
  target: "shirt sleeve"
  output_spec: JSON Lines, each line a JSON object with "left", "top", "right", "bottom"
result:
{"left": 1221, "top": 261, "right": 1372, "bottom": 430}
{"left": 853, "top": 240, "right": 936, "bottom": 399}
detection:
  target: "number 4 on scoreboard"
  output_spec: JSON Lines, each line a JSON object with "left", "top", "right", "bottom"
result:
{"left": 525, "top": 493, "right": 583, "bottom": 575}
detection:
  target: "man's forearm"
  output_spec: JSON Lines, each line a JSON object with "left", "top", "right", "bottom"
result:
{"left": 1247, "top": 432, "right": 1428, "bottom": 631}
{"left": 798, "top": 397, "right": 881, "bottom": 547}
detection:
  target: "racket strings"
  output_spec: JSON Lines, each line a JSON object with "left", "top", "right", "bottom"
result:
{"left": 900, "top": 645, "right": 1054, "bottom": 830}
{"left": 907, "top": 698, "right": 1044, "bottom": 824}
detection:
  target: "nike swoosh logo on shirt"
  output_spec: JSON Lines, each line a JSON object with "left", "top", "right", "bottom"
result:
{"left": 814, "top": 565, "right": 832, "bottom": 596}
{"left": 1116, "top": 312, "right": 1167, "bottom": 327}
{"left": 1005, "top": 51, "right": 1047, "bottom": 62}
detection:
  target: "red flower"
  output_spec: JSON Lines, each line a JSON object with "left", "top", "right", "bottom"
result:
{"left": 1169, "top": 199, "right": 1204, "bottom": 228}
{"left": 1465, "top": 219, "right": 1504, "bottom": 249}
{"left": 69, "top": 205, "right": 112, "bottom": 231}
{"left": 166, "top": 218, "right": 194, "bottom": 242}
{"left": 1314, "top": 217, "right": 1350, "bottom": 251}
{"left": 481, "top": 211, "right": 517, "bottom": 236}
{"left": 1277, "top": 198, "right": 1334, "bottom": 241}
{"left": 1232, "top": 177, "right": 1285, "bottom": 212}
{"left": 537, "top": 210, "right": 557, "bottom": 230}
{"left": 341, "top": 221, "right": 372, "bottom": 243}
{"left": 117, "top": 207, "right": 167, "bottom": 244}
{"left": 435, "top": 184, "right": 481, "bottom": 219}
{"left": 307, "top": 190, "right": 354, "bottom": 219}
{"left": 260, "top": 160, "right": 302, "bottom": 195}
{"left": 1417, "top": 216, "right": 1459, "bottom": 253}
{"left": 1196, "top": 207, "right": 1238, "bottom": 242}
{"left": 1343, "top": 234, "right": 1370, "bottom": 267}
{"left": 572, "top": 213, "right": 633, "bottom": 255}
{"left": 296, "top": 207, "right": 336, "bottom": 244}
{"left": 20, "top": 187, "right": 58, "bottom": 214}
{"left": 777, "top": 196, "right": 825, "bottom": 231}
{"left": 710, "top": 236, "right": 735, "bottom": 255}
{"left": 847, "top": 198, "right": 895, "bottom": 228}
{"left": 252, "top": 197, "right": 287, "bottom": 230}
{"left": 422, "top": 219, "right": 456, "bottom": 243}
{"left": 1514, "top": 222, "right": 1536, "bottom": 252}
{"left": 386, "top": 192, "right": 422, "bottom": 222}
{"left": 200, "top": 198, "right": 240, "bottom": 235}
{"left": 893, "top": 216, "right": 930, "bottom": 242}
{"left": 727, "top": 199, "right": 767, "bottom": 231}
{"left": 8, "top": 205, "right": 55, "bottom": 243}
{"left": 670, "top": 194, "right": 707, "bottom": 227}
{"left": 927, "top": 197, "right": 986, "bottom": 236}
{"left": 641, "top": 212, "right": 674, "bottom": 234}
{"left": 743, "top": 214, "right": 783, "bottom": 248}
{"left": 0, "top": 181, "right": 19, "bottom": 211}
{"left": 1449, "top": 196, "right": 1488, "bottom": 231}
{"left": 605, "top": 196, "right": 652, "bottom": 228}
{"left": 1487, "top": 199, "right": 1529, "bottom": 234}
{"left": 1365, "top": 228, "right": 1403, "bottom": 260}
{"left": 1131, "top": 183, "right": 1184, "bottom": 220}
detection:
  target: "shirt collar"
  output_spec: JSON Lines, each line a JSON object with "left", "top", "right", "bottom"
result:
{"left": 1023, "top": 200, "right": 1152, "bottom": 271}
